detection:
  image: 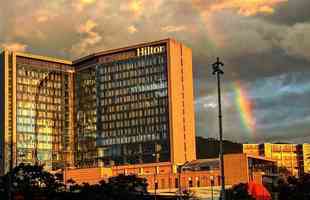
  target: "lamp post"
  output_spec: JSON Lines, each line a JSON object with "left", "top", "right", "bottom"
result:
{"left": 152, "top": 153, "right": 158, "bottom": 200}
{"left": 212, "top": 57, "right": 225, "bottom": 200}
{"left": 210, "top": 175, "right": 214, "bottom": 200}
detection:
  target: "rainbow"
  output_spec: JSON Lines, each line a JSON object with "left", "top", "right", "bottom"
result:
{"left": 233, "top": 81, "right": 256, "bottom": 138}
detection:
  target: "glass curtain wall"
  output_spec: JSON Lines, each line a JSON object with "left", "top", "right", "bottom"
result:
{"left": 15, "top": 58, "right": 70, "bottom": 170}
{"left": 75, "top": 66, "right": 97, "bottom": 168}
{"left": 96, "top": 50, "right": 170, "bottom": 165}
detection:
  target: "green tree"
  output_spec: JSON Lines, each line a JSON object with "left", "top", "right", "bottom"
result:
{"left": 227, "top": 183, "right": 255, "bottom": 200}
{"left": 278, "top": 173, "right": 310, "bottom": 200}
{"left": 104, "top": 174, "right": 148, "bottom": 200}
{"left": 2, "top": 163, "right": 64, "bottom": 199}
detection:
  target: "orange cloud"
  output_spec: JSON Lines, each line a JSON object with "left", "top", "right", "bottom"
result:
{"left": 80, "top": 0, "right": 96, "bottom": 4}
{"left": 161, "top": 25, "right": 187, "bottom": 33}
{"left": 1, "top": 42, "right": 27, "bottom": 52}
{"left": 192, "top": 0, "right": 287, "bottom": 48}
{"left": 73, "top": 0, "right": 97, "bottom": 12}
{"left": 194, "top": 0, "right": 287, "bottom": 16}
{"left": 71, "top": 20, "right": 102, "bottom": 56}
{"left": 128, "top": 25, "right": 138, "bottom": 34}
{"left": 129, "top": 0, "right": 143, "bottom": 14}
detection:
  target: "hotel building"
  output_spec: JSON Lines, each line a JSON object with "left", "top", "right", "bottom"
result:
{"left": 243, "top": 143, "right": 310, "bottom": 176}
{"left": 74, "top": 39, "right": 196, "bottom": 167}
{"left": 0, "top": 38, "right": 196, "bottom": 174}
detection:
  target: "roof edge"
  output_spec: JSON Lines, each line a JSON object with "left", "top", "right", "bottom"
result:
{"left": 73, "top": 38, "right": 178, "bottom": 65}
{"left": 15, "top": 52, "right": 72, "bottom": 65}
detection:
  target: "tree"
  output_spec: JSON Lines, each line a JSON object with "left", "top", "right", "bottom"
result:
{"left": 66, "top": 174, "right": 148, "bottom": 200}
{"left": 278, "top": 173, "right": 310, "bottom": 200}
{"left": 2, "top": 163, "right": 64, "bottom": 199}
{"left": 104, "top": 174, "right": 148, "bottom": 200}
{"left": 227, "top": 183, "right": 255, "bottom": 200}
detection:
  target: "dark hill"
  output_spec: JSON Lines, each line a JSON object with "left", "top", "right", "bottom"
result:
{"left": 196, "top": 136, "right": 243, "bottom": 159}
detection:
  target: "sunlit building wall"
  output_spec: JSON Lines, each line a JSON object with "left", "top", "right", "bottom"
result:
{"left": 73, "top": 39, "right": 196, "bottom": 167}
{"left": 243, "top": 143, "right": 306, "bottom": 177}
{"left": 0, "top": 51, "right": 75, "bottom": 173}
{"left": 0, "top": 38, "right": 196, "bottom": 173}
{"left": 303, "top": 144, "right": 310, "bottom": 174}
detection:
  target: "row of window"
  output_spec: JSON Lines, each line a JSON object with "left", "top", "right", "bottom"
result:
{"left": 100, "top": 124, "right": 168, "bottom": 137}
{"left": 101, "top": 117, "right": 168, "bottom": 130}
{"left": 97, "top": 133, "right": 166, "bottom": 146}
{"left": 100, "top": 109, "right": 168, "bottom": 121}
{"left": 99, "top": 74, "right": 166, "bottom": 90}
{"left": 17, "top": 103, "right": 63, "bottom": 111}
{"left": 99, "top": 66, "right": 165, "bottom": 82}
{"left": 17, "top": 82, "right": 63, "bottom": 92}
{"left": 17, "top": 67, "right": 66, "bottom": 80}
{"left": 100, "top": 92, "right": 167, "bottom": 106}
{"left": 98, "top": 55, "right": 165, "bottom": 74}
{"left": 101, "top": 109, "right": 167, "bottom": 120}
{"left": 100, "top": 83, "right": 167, "bottom": 97}
{"left": 100, "top": 99, "right": 167, "bottom": 113}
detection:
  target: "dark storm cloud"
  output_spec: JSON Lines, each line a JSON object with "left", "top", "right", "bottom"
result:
{"left": 262, "top": 0, "right": 310, "bottom": 25}
{"left": 196, "top": 71, "right": 310, "bottom": 142}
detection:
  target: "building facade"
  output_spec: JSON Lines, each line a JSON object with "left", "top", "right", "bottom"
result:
{"left": 64, "top": 153, "right": 277, "bottom": 195}
{"left": 0, "top": 38, "right": 196, "bottom": 174}
{"left": 303, "top": 144, "right": 310, "bottom": 174}
{"left": 74, "top": 39, "right": 196, "bottom": 167}
{"left": 0, "top": 51, "right": 75, "bottom": 173}
{"left": 243, "top": 143, "right": 310, "bottom": 176}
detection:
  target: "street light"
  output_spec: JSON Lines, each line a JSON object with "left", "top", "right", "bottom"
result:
{"left": 152, "top": 153, "right": 158, "bottom": 200}
{"left": 210, "top": 175, "right": 214, "bottom": 200}
{"left": 212, "top": 57, "right": 225, "bottom": 200}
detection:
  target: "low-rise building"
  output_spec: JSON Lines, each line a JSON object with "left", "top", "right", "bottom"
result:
{"left": 64, "top": 153, "right": 277, "bottom": 195}
{"left": 243, "top": 143, "right": 310, "bottom": 176}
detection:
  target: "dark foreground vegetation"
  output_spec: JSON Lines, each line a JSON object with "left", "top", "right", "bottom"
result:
{"left": 0, "top": 163, "right": 309, "bottom": 200}
{"left": 0, "top": 163, "right": 150, "bottom": 200}
{"left": 227, "top": 173, "right": 310, "bottom": 200}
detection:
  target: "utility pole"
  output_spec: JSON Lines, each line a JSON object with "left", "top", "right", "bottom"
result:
{"left": 212, "top": 57, "right": 225, "bottom": 200}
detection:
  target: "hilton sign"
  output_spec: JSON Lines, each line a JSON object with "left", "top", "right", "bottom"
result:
{"left": 137, "top": 45, "right": 165, "bottom": 57}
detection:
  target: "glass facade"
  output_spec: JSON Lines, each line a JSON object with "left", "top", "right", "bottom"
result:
{"left": 1, "top": 39, "right": 197, "bottom": 173}
{"left": 75, "top": 66, "right": 97, "bottom": 167}
{"left": 15, "top": 57, "right": 72, "bottom": 170}
{"left": 95, "top": 48, "right": 170, "bottom": 165}
{"left": 74, "top": 44, "right": 171, "bottom": 166}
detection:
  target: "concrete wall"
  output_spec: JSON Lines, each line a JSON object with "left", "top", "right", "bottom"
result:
{"left": 167, "top": 39, "right": 196, "bottom": 165}
{"left": 224, "top": 154, "right": 249, "bottom": 185}
{"left": 0, "top": 51, "right": 4, "bottom": 175}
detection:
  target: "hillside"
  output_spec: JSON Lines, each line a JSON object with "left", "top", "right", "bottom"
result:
{"left": 196, "top": 136, "right": 243, "bottom": 159}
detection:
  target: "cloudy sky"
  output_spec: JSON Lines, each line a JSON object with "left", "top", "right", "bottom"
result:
{"left": 1, "top": 0, "right": 310, "bottom": 143}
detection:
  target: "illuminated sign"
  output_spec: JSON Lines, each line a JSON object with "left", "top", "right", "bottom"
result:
{"left": 137, "top": 45, "right": 165, "bottom": 57}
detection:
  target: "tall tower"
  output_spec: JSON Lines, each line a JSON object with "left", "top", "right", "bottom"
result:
{"left": 74, "top": 38, "right": 196, "bottom": 166}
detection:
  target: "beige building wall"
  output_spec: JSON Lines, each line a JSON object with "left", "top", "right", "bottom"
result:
{"left": 167, "top": 39, "right": 196, "bottom": 164}
{"left": 1, "top": 38, "right": 197, "bottom": 173}
{"left": 1, "top": 51, "right": 74, "bottom": 173}
{"left": 243, "top": 144, "right": 260, "bottom": 157}
{"left": 303, "top": 144, "right": 310, "bottom": 174}
{"left": 264, "top": 143, "right": 301, "bottom": 177}
{"left": 224, "top": 154, "right": 249, "bottom": 185}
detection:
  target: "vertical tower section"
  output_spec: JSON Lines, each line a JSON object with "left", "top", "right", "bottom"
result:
{"left": 167, "top": 39, "right": 196, "bottom": 164}
{"left": 302, "top": 144, "right": 310, "bottom": 174}
{"left": 74, "top": 38, "right": 196, "bottom": 166}
{"left": 0, "top": 50, "right": 14, "bottom": 174}
{"left": 1, "top": 52, "right": 74, "bottom": 172}
{"left": 0, "top": 51, "right": 7, "bottom": 175}
{"left": 74, "top": 61, "right": 98, "bottom": 168}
